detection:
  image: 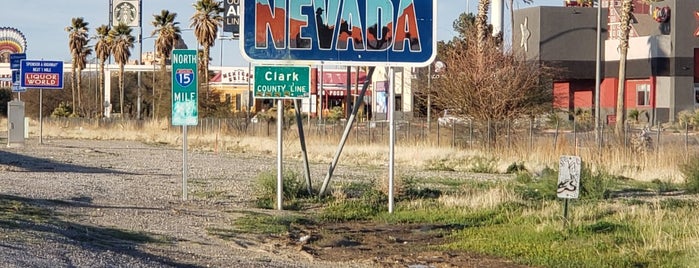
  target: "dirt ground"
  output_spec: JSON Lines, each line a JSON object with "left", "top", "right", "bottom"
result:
{"left": 0, "top": 137, "right": 529, "bottom": 267}
{"left": 283, "top": 221, "right": 529, "bottom": 268}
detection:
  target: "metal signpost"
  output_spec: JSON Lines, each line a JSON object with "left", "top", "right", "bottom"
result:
{"left": 241, "top": 0, "right": 436, "bottom": 213}
{"left": 20, "top": 59, "right": 64, "bottom": 145}
{"left": 254, "top": 65, "right": 310, "bottom": 210}
{"left": 171, "top": 49, "right": 198, "bottom": 201}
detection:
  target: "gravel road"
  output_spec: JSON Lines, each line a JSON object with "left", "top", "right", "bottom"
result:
{"left": 0, "top": 138, "right": 376, "bottom": 268}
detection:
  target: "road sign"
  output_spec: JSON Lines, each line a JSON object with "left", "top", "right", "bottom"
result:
{"left": 19, "top": 60, "right": 63, "bottom": 89}
{"left": 11, "top": 70, "right": 25, "bottom": 92}
{"left": 10, "top": 53, "right": 26, "bottom": 70}
{"left": 171, "top": 49, "right": 198, "bottom": 126}
{"left": 557, "top": 156, "right": 581, "bottom": 199}
{"left": 240, "top": 0, "right": 436, "bottom": 66}
{"left": 254, "top": 66, "right": 310, "bottom": 99}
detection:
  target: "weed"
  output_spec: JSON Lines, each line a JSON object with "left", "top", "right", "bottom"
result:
{"left": 254, "top": 170, "right": 307, "bottom": 209}
{"left": 679, "top": 155, "right": 699, "bottom": 194}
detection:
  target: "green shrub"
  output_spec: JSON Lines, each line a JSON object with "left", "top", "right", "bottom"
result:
{"left": 326, "top": 106, "right": 344, "bottom": 122}
{"left": 51, "top": 102, "right": 73, "bottom": 118}
{"left": 680, "top": 155, "right": 699, "bottom": 194}
{"left": 468, "top": 156, "right": 497, "bottom": 173}
{"left": 580, "top": 165, "right": 613, "bottom": 200}
{"left": 321, "top": 189, "right": 386, "bottom": 222}
{"left": 254, "top": 170, "right": 305, "bottom": 209}
{"left": 506, "top": 162, "right": 527, "bottom": 174}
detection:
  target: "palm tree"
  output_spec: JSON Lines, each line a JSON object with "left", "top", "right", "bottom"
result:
{"left": 108, "top": 23, "right": 135, "bottom": 118}
{"left": 152, "top": 10, "right": 182, "bottom": 118}
{"left": 74, "top": 46, "right": 93, "bottom": 115}
{"left": 66, "top": 17, "right": 90, "bottom": 115}
{"left": 475, "top": 0, "right": 491, "bottom": 53}
{"left": 190, "top": 0, "right": 223, "bottom": 100}
{"left": 95, "top": 25, "right": 112, "bottom": 117}
{"left": 615, "top": 0, "right": 633, "bottom": 136}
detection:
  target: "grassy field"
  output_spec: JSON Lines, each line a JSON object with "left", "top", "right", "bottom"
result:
{"left": 6, "top": 117, "right": 699, "bottom": 267}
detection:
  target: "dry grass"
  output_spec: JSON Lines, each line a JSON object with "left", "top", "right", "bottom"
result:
{"left": 10, "top": 118, "right": 687, "bottom": 183}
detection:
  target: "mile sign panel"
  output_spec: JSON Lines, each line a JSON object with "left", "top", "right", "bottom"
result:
{"left": 240, "top": 0, "right": 436, "bottom": 66}
{"left": 171, "top": 49, "right": 198, "bottom": 126}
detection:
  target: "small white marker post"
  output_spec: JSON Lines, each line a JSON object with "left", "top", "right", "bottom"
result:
{"left": 558, "top": 155, "right": 582, "bottom": 227}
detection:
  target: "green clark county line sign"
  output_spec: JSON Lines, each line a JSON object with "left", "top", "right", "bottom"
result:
{"left": 171, "top": 49, "right": 198, "bottom": 126}
{"left": 254, "top": 66, "right": 310, "bottom": 99}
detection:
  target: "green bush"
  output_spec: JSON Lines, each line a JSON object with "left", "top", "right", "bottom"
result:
{"left": 679, "top": 155, "right": 699, "bottom": 194}
{"left": 326, "top": 106, "right": 344, "bottom": 122}
{"left": 506, "top": 162, "right": 527, "bottom": 174}
{"left": 254, "top": 170, "right": 306, "bottom": 209}
{"left": 580, "top": 165, "right": 614, "bottom": 200}
{"left": 51, "top": 102, "right": 73, "bottom": 118}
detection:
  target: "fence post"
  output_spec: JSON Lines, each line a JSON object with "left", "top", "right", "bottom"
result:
{"left": 685, "top": 123, "right": 689, "bottom": 153}
{"left": 437, "top": 121, "right": 441, "bottom": 146}
{"left": 553, "top": 120, "right": 559, "bottom": 151}
{"left": 506, "top": 119, "right": 511, "bottom": 150}
{"left": 529, "top": 118, "right": 534, "bottom": 152}
{"left": 656, "top": 122, "right": 661, "bottom": 157}
{"left": 469, "top": 119, "right": 473, "bottom": 150}
{"left": 487, "top": 119, "right": 491, "bottom": 151}
{"left": 452, "top": 121, "right": 456, "bottom": 148}
{"left": 573, "top": 116, "right": 578, "bottom": 155}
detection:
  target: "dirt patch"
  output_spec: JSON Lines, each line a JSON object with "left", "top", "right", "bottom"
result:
{"left": 282, "top": 221, "right": 529, "bottom": 268}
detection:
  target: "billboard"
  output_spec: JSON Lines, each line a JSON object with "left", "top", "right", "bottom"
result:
{"left": 19, "top": 60, "right": 64, "bottom": 89}
{"left": 224, "top": 0, "right": 241, "bottom": 35}
{"left": 240, "top": 0, "right": 436, "bottom": 66}
{"left": 111, "top": 0, "right": 140, "bottom": 27}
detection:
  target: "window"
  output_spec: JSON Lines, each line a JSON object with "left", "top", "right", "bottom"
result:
{"left": 636, "top": 84, "right": 650, "bottom": 106}
{"left": 694, "top": 86, "right": 699, "bottom": 104}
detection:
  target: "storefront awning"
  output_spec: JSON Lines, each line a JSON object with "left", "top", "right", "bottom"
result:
{"left": 323, "top": 88, "right": 372, "bottom": 97}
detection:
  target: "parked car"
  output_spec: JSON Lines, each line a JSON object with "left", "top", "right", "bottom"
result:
{"left": 438, "top": 109, "right": 467, "bottom": 127}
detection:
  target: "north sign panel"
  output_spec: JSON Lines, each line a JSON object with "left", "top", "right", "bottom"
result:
{"left": 240, "top": 0, "right": 436, "bottom": 66}
{"left": 171, "top": 49, "right": 198, "bottom": 126}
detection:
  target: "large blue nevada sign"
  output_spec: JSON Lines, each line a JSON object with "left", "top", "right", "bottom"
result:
{"left": 240, "top": 0, "right": 436, "bottom": 66}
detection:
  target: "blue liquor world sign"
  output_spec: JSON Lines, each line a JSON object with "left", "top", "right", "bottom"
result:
{"left": 19, "top": 60, "right": 64, "bottom": 89}
{"left": 240, "top": 0, "right": 436, "bottom": 66}
{"left": 171, "top": 49, "right": 198, "bottom": 126}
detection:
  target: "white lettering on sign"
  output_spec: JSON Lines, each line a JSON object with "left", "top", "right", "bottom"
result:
{"left": 226, "top": 0, "right": 239, "bottom": 16}
{"left": 24, "top": 73, "right": 59, "bottom": 86}
{"left": 172, "top": 54, "right": 197, "bottom": 64}
{"left": 174, "top": 92, "right": 196, "bottom": 102}
{"left": 264, "top": 71, "right": 299, "bottom": 81}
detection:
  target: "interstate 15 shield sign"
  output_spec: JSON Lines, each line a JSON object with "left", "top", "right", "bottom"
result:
{"left": 171, "top": 49, "right": 198, "bottom": 126}
{"left": 240, "top": 0, "right": 436, "bottom": 66}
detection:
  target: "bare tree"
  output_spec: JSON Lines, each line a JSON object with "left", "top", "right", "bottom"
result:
{"left": 426, "top": 28, "right": 555, "bottom": 144}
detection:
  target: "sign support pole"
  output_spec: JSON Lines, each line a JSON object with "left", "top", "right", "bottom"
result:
{"left": 294, "top": 100, "right": 313, "bottom": 195}
{"left": 277, "top": 99, "right": 284, "bottom": 210}
{"left": 388, "top": 67, "right": 395, "bottom": 214}
{"left": 39, "top": 89, "right": 43, "bottom": 145}
{"left": 183, "top": 125, "right": 188, "bottom": 200}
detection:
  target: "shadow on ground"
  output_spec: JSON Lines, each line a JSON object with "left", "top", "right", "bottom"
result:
{"left": 0, "top": 194, "right": 196, "bottom": 267}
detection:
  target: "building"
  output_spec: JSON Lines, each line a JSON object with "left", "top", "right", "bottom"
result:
{"left": 514, "top": 0, "right": 699, "bottom": 123}
{"left": 209, "top": 66, "right": 414, "bottom": 120}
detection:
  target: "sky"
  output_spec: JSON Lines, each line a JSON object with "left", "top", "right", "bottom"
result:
{"left": 0, "top": 0, "right": 564, "bottom": 67}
